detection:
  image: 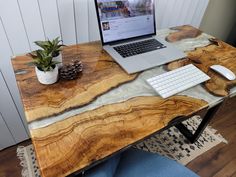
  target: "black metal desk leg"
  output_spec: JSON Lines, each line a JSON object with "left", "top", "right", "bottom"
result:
{"left": 175, "top": 100, "right": 226, "bottom": 143}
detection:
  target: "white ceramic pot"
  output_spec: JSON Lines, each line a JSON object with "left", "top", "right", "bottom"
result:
{"left": 35, "top": 65, "right": 58, "bottom": 85}
{"left": 53, "top": 53, "right": 63, "bottom": 68}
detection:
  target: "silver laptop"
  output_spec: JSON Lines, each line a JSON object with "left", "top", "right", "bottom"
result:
{"left": 94, "top": 0, "right": 186, "bottom": 74}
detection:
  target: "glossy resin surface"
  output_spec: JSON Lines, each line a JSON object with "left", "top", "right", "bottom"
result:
{"left": 12, "top": 25, "right": 236, "bottom": 177}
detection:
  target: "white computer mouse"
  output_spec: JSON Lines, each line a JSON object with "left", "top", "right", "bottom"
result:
{"left": 210, "top": 65, "right": 236, "bottom": 81}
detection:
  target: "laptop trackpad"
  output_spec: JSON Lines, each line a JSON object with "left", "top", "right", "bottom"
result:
{"left": 147, "top": 54, "right": 166, "bottom": 64}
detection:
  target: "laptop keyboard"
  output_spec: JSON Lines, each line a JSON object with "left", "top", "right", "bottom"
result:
{"left": 113, "top": 39, "right": 166, "bottom": 58}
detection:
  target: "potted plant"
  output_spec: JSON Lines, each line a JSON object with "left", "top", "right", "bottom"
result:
{"left": 32, "top": 50, "right": 59, "bottom": 85}
{"left": 34, "top": 37, "right": 64, "bottom": 68}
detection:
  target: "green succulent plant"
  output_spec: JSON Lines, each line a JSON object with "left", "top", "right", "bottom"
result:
{"left": 32, "top": 50, "right": 59, "bottom": 72}
{"left": 34, "top": 37, "right": 64, "bottom": 57}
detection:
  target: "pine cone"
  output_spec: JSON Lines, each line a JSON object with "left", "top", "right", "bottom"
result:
{"left": 73, "top": 60, "right": 83, "bottom": 73}
{"left": 59, "top": 60, "right": 83, "bottom": 80}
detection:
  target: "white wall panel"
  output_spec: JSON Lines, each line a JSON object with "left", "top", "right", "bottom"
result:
{"left": 157, "top": 0, "right": 209, "bottom": 29}
{"left": 88, "top": 0, "right": 100, "bottom": 41}
{"left": 74, "top": 0, "right": 89, "bottom": 43}
{"left": 160, "top": 0, "right": 176, "bottom": 28}
{"left": 37, "top": 0, "right": 61, "bottom": 40}
{"left": 166, "top": 0, "right": 179, "bottom": 28}
{"left": 0, "top": 112, "right": 15, "bottom": 150}
{"left": 168, "top": 0, "right": 185, "bottom": 27}
{"left": 0, "top": 17, "right": 28, "bottom": 136}
{"left": 17, "top": 0, "right": 46, "bottom": 50}
{"left": 0, "top": 0, "right": 210, "bottom": 46}
{"left": 177, "top": 0, "right": 192, "bottom": 27}
{"left": 57, "top": 0, "right": 77, "bottom": 45}
{"left": 155, "top": 0, "right": 166, "bottom": 29}
{"left": 192, "top": 0, "right": 210, "bottom": 27}
{"left": 0, "top": 71, "right": 28, "bottom": 143}
{"left": 182, "top": 1, "right": 194, "bottom": 25}
{"left": 0, "top": 0, "right": 30, "bottom": 54}
{"left": 184, "top": 0, "right": 200, "bottom": 26}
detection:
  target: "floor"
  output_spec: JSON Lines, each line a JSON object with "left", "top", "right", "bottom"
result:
{"left": 0, "top": 97, "right": 236, "bottom": 177}
{"left": 187, "top": 96, "right": 236, "bottom": 177}
{"left": 0, "top": 140, "right": 31, "bottom": 177}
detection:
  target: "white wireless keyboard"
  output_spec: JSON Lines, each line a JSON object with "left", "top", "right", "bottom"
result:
{"left": 146, "top": 64, "right": 210, "bottom": 98}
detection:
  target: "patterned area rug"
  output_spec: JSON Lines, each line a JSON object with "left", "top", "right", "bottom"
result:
{"left": 134, "top": 116, "right": 227, "bottom": 165}
{"left": 17, "top": 116, "right": 227, "bottom": 177}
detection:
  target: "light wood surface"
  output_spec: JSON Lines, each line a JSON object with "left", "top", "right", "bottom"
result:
{"left": 167, "top": 38, "right": 236, "bottom": 96}
{"left": 12, "top": 42, "right": 137, "bottom": 122}
{"left": 31, "top": 95, "right": 207, "bottom": 177}
{"left": 11, "top": 25, "right": 236, "bottom": 177}
{"left": 2, "top": 97, "right": 236, "bottom": 177}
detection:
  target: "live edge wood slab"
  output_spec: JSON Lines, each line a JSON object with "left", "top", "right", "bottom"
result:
{"left": 167, "top": 39, "right": 236, "bottom": 96}
{"left": 11, "top": 25, "right": 236, "bottom": 177}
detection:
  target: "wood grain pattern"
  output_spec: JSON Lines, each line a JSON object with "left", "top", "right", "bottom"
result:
{"left": 11, "top": 26, "right": 231, "bottom": 177}
{"left": 12, "top": 42, "right": 137, "bottom": 122}
{"left": 2, "top": 97, "right": 236, "bottom": 177}
{"left": 30, "top": 95, "right": 207, "bottom": 177}
{"left": 166, "top": 25, "right": 202, "bottom": 42}
{"left": 167, "top": 39, "right": 236, "bottom": 96}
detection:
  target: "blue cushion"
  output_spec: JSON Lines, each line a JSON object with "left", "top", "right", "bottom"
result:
{"left": 84, "top": 154, "right": 121, "bottom": 177}
{"left": 85, "top": 148, "right": 199, "bottom": 177}
{"left": 115, "top": 148, "right": 199, "bottom": 177}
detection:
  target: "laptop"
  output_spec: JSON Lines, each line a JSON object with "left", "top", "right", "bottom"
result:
{"left": 94, "top": 0, "right": 186, "bottom": 74}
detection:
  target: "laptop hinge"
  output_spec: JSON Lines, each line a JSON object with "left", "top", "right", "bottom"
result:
{"left": 108, "top": 34, "right": 154, "bottom": 46}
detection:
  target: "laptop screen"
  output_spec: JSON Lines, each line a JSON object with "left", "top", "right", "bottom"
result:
{"left": 95, "top": 0, "right": 156, "bottom": 44}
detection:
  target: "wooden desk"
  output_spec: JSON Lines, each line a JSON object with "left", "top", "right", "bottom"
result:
{"left": 12, "top": 25, "right": 236, "bottom": 177}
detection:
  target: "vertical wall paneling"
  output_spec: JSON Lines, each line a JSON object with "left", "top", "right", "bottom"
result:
{"left": 159, "top": 0, "right": 173, "bottom": 29}
{"left": 0, "top": 112, "right": 15, "bottom": 150}
{"left": 191, "top": 0, "right": 209, "bottom": 27}
{"left": 57, "top": 0, "right": 77, "bottom": 45}
{"left": 0, "top": 18, "right": 28, "bottom": 135}
{"left": 17, "top": 0, "right": 46, "bottom": 50}
{"left": 74, "top": 0, "right": 89, "bottom": 43}
{"left": 177, "top": 0, "right": 192, "bottom": 26}
{"left": 166, "top": 0, "right": 179, "bottom": 28}
{"left": 168, "top": 0, "right": 185, "bottom": 27}
{"left": 37, "top": 0, "right": 61, "bottom": 40}
{"left": 174, "top": 0, "right": 186, "bottom": 27}
{"left": 0, "top": 71, "right": 29, "bottom": 143}
{"left": 184, "top": 0, "right": 200, "bottom": 26}
{"left": 0, "top": 0, "right": 30, "bottom": 54}
{"left": 88, "top": 0, "right": 100, "bottom": 41}
{"left": 155, "top": 0, "right": 166, "bottom": 29}
{"left": 191, "top": 0, "right": 203, "bottom": 27}
{"left": 189, "top": 0, "right": 201, "bottom": 27}
{"left": 0, "top": 0, "right": 210, "bottom": 47}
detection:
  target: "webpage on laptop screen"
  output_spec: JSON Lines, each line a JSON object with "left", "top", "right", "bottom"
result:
{"left": 97, "top": 0, "right": 155, "bottom": 43}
